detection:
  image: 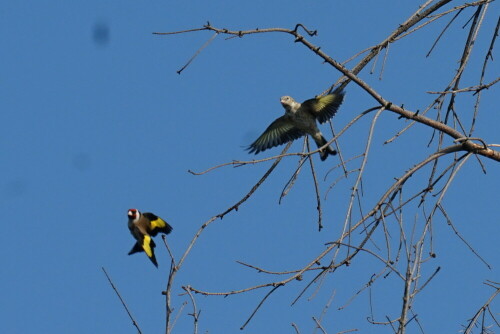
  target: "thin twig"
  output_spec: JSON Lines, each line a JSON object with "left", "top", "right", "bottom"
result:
{"left": 177, "top": 32, "right": 218, "bottom": 74}
{"left": 165, "top": 258, "right": 176, "bottom": 334}
{"left": 469, "top": 16, "right": 500, "bottom": 136}
{"left": 437, "top": 204, "right": 491, "bottom": 269}
{"left": 240, "top": 285, "right": 282, "bottom": 330}
{"left": 102, "top": 267, "right": 143, "bottom": 334}
{"left": 313, "top": 290, "right": 336, "bottom": 334}
{"left": 162, "top": 234, "right": 176, "bottom": 265}
{"left": 312, "top": 316, "right": 328, "bottom": 334}
{"left": 426, "top": 8, "right": 463, "bottom": 57}
{"left": 306, "top": 138, "right": 323, "bottom": 231}
{"left": 463, "top": 282, "right": 500, "bottom": 334}
{"left": 280, "top": 144, "right": 308, "bottom": 203}
{"left": 236, "top": 260, "right": 322, "bottom": 275}
{"left": 183, "top": 286, "right": 200, "bottom": 334}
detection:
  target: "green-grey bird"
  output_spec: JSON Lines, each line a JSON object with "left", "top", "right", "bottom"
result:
{"left": 127, "top": 208, "right": 173, "bottom": 268}
{"left": 248, "top": 90, "right": 345, "bottom": 161}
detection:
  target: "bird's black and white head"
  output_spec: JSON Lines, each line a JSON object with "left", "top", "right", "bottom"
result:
{"left": 127, "top": 208, "right": 140, "bottom": 221}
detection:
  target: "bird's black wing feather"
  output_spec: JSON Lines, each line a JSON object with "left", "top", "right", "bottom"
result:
{"left": 302, "top": 89, "right": 345, "bottom": 124}
{"left": 247, "top": 115, "right": 305, "bottom": 154}
{"left": 142, "top": 212, "right": 158, "bottom": 221}
{"left": 143, "top": 212, "right": 173, "bottom": 236}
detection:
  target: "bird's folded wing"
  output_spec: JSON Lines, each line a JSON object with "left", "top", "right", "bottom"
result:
{"left": 302, "top": 90, "right": 345, "bottom": 124}
{"left": 143, "top": 212, "right": 173, "bottom": 236}
{"left": 248, "top": 116, "right": 305, "bottom": 154}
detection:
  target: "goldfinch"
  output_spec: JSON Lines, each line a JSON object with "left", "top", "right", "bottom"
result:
{"left": 127, "top": 208, "right": 173, "bottom": 267}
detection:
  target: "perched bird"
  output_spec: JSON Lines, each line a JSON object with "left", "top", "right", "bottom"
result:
{"left": 248, "top": 90, "right": 345, "bottom": 160}
{"left": 127, "top": 208, "right": 173, "bottom": 267}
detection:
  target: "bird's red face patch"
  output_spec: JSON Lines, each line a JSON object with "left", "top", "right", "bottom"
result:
{"left": 127, "top": 208, "right": 138, "bottom": 219}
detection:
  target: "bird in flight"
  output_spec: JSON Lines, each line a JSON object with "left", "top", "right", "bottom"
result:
{"left": 248, "top": 90, "right": 345, "bottom": 160}
{"left": 127, "top": 208, "right": 173, "bottom": 267}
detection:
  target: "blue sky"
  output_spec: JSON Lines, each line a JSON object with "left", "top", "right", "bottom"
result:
{"left": 1, "top": 1, "right": 498, "bottom": 333}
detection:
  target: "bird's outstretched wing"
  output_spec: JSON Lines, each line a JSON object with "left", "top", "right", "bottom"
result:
{"left": 143, "top": 212, "right": 173, "bottom": 236}
{"left": 247, "top": 115, "right": 305, "bottom": 154}
{"left": 301, "top": 89, "right": 345, "bottom": 124}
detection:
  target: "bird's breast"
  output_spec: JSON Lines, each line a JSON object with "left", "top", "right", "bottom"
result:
{"left": 292, "top": 111, "right": 318, "bottom": 134}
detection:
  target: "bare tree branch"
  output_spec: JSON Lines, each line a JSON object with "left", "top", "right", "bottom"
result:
{"left": 102, "top": 267, "right": 143, "bottom": 334}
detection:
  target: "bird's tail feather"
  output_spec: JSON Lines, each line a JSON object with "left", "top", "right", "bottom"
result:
{"left": 149, "top": 254, "right": 159, "bottom": 268}
{"left": 315, "top": 136, "right": 337, "bottom": 161}
{"left": 128, "top": 242, "right": 143, "bottom": 255}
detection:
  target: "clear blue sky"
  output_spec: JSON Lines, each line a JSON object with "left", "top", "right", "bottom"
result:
{"left": 1, "top": 1, "right": 498, "bottom": 333}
